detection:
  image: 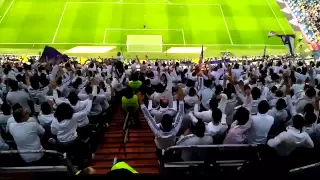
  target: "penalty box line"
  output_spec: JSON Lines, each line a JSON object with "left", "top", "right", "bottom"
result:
{"left": 103, "top": 28, "right": 186, "bottom": 45}
{"left": 54, "top": 2, "right": 232, "bottom": 45}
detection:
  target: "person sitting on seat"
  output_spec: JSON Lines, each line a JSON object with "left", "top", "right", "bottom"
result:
{"left": 176, "top": 119, "right": 213, "bottom": 161}
{"left": 0, "top": 102, "right": 11, "bottom": 131}
{"left": 267, "top": 114, "right": 314, "bottom": 156}
{"left": 38, "top": 102, "right": 55, "bottom": 127}
{"left": 223, "top": 107, "right": 252, "bottom": 144}
{"left": 9, "top": 107, "right": 45, "bottom": 163}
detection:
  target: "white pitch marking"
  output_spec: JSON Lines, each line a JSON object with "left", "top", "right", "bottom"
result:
{"left": 103, "top": 29, "right": 107, "bottom": 44}
{"left": 0, "top": 0, "right": 15, "bottom": 25}
{"left": 67, "top": 2, "right": 220, "bottom": 6}
{"left": 164, "top": 0, "right": 172, "bottom": 4}
{"left": 52, "top": 2, "right": 69, "bottom": 43}
{"left": 265, "top": 0, "right": 286, "bottom": 34}
{"left": 217, "top": 4, "right": 233, "bottom": 45}
{"left": 180, "top": 29, "right": 186, "bottom": 45}
{"left": 0, "top": 42, "right": 286, "bottom": 47}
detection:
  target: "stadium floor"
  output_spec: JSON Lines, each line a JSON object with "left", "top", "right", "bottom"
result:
{"left": 0, "top": 0, "right": 296, "bottom": 57}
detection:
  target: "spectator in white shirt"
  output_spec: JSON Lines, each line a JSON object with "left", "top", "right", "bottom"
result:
{"left": 184, "top": 87, "right": 199, "bottom": 113}
{"left": 248, "top": 100, "right": 274, "bottom": 144}
{"left": 176, "top": 119, "right": 213, "bottom": 161}
{"left": 267, "top": 114, "right": 314, "bottom": 156}
{"left": 38, "top": 102, "right": 55, "bottom": 127}
{"left": 6, "top": 80, "right": 31, "bottom": 112}
{"left": 51, "top": 96, "right": 93, "bottom": 144}
{"left": 9, "top": 108, "right": 45, "bottom": 163}
{"left": 138, "top": 89, "right": 184, "bottom": 160}
{"left": 0, "top": 102, "right": 11, "bottom": 130}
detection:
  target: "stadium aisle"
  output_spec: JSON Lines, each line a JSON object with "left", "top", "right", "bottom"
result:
{"left": 92, "top": 107, "right": 159, "bottom": 174}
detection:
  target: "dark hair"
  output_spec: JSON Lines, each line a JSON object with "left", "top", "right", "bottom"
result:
{"left": 30, "top": 75, "right": 40, "bottom": 90}
{"left": 271, "top": 86, "right": 278, "bottom": 94}
{"left": 209, "top": 98, "right": 219, "bottom": 111}
{"left": 85, "top": 85, "right": 93, "bottom": 94}
{"left": 251, "top": 87, "right": 261, "bottom": 100}
{"left": 189, "top": 87, "right": 196, "bottom": 97}
{"left": 1, "top": 103, "right": 11, "bottom": 115}
{"left": 41, "top": 102, "right": 52, "bottom": 115}
{"left": 258, "top": 100, "right": 270, "bottom": 114}
{"left": 275, "top": 90, "right": 284, "bottom": 98}
{"left": 54, "top": 103, "right": 74, "bottom": 122}
{"left": 303, "top": 103, "right": 314, "bottom": 114}
{"left": 68, "top": 91, "right": 80, "bottom": 106}
{"left": 194, "top": 119, "right": 205, "bottom": 138}
{"left": 292, "top": 115, "right": 305, "bottom": 131}
{"left": 276, "top": 99, "right": 287, "bottom": 111}
{"left": 234, "top": 107, "right": 250, "bottom": 125}
{"left": 131, "top": 72, "right": 139, "bottom": 81}
{"left": 9, "top": 80, "right": 18, "bottom": 91}
{"left": 215, "top": 85, "right": 223, "bottom": 95}
{"left": 212, "top": 109, "right": 222, "bottom": 124}
{"left": 73, "top": 78, "right": 82, "bottom": 89}
{"left": 122, "top": 87, "right": 134, "bottom": 99}
{"left": 161, "top": 114, "right": 173, "bottom": 132}
{"left": 305, "top": 113, "right": 317, "bottom": 126}
{"left": 305, "top": 87, "right": 316, "bottom": 98}
{"left": 12, "top": 103, "right": 22, "bottom": 112}
{"left": 244, "top": 85, "right": 251, "bottom": 91}
{"left": 186, "top": 79, "right": 195, "bottom": 87}
{"left": 203, "top": 79, "right": 212, "bottom": 88}
{"left": 13, "top": 108, "right": 24, "bottom": 123}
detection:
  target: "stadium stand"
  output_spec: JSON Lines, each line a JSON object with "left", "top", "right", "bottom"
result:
{"left": 285, "top": 0, "right": 320, "bottom": 43}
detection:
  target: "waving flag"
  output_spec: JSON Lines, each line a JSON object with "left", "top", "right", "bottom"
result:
{"left": 199, "top": 44, "right": 204, "bottom": 65}
{"left": 268, "top": 31, "right": 295, "bottom": 56}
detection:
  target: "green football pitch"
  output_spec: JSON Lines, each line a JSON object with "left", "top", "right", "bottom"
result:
{"left": 0, "top": 0, "right": 296, "bottom": 58}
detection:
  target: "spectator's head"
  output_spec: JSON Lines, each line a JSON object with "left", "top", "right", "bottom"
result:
{"left": 275, "top": 90, "right": 284, "bottom": 98}
{"left": 68, "top": 91, "right": 80, "bottom": 106}
{"left": 303, "top": 103, "right": 314, "bottom": 114}
{"left": 9, "top": 80, "right": 18, "bottom": 91}
{"left": 203, "top": 79, "right": 212, "bottom": 88}
{"left": 30, "top": 75, "right": 40, "bottom": 90}
{"left": 251, "top": 87, "right": 261, "bottom": 100}
{"left": 12, "top": 103, "right": 22, "bottom": 112}
{"left": 123, "top": 87, "right": 134, "bottom": 99}
{"left": 209, "top": 98, "right": 219, "bottom": 111}
{"left": 131, "top": 72, "right": 139, "bottom": 81}
{"left": 161, "top": 114, "right": 173, "bottom": 132}
{"left": 212, "top": 108, "right": 222, "bottom": 124}
{"left": 306, "top": 87, "right": 316, "bottom": 98}
{"left": 54, "top": 103, "right": 74, "bottom": 122}
{"left": 159, "top": 97, "right": 169, "bottom": 108}
{"left": 186, "top": 79, "right": 195, "bottom": 87}
{"left": 73, "top": 77, "right": 82, "bottom": 89}
{"left": 13, "top": 108, "right": 29, "bottom": 123}
{"left": 292, "top": 114, "right": 305, "bottom": 131}
{"left": 258, "top": 100, "right": 269, "bottom": 114}
{"left": 244, "top": 85, "right": 251, "bottom": 95}
{"left": 189, "top": 87, "right": 197, "bottom": 97}
{"left": 215, "top": 85, "right": 223, "bottom": 95}
{"left": 276, "top": 99, "right": 287, "bottom": 111}
{"left": 1, "top": 103, "right": 11, "bottom": 116}
{"left": 76, "top": 70, "right": 82, "bottom": 76}
{"left": 85, "top": 85, "right": 93, "bottom": 94}
{"left": 41, "top": 102, "right": 52, "bottom": 115}
{"left": 234, "top": 107, "right": 250, "bottom": 125}
{"left": 271, "top": 86, "right": 277, "bottom": 94}
{"left": 305, "top": 112, "right": 317, "bottom": 126}
{"left": 194, "top": 119, "right": 205, "bottom": 138}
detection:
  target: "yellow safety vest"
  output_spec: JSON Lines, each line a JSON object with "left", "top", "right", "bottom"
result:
{"left": 111, "top": 161, "right": 138, "bottom": 173}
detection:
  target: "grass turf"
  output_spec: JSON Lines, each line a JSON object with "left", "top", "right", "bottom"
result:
{"left": 0, "top": 0, "right": 298, "bottom": 58}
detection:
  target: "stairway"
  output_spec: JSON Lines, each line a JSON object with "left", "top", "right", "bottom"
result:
{"left": 92, "top": 107, "right": 159, "bottom": 174}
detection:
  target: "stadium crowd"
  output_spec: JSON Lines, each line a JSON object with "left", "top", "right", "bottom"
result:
{"left": 286, "top": 0, "right": 320, "bottom": 43}
{"left": 0, "top": 52, "right": 320, "bottom": 175}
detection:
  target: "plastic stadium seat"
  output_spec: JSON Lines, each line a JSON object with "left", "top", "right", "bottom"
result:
{"left": 0, "top": 150, "right": 77, "bottom": 178}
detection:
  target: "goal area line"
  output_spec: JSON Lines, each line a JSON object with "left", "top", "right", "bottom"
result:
{"left": 103, "top": 28, "right": 186, "bottom": 45}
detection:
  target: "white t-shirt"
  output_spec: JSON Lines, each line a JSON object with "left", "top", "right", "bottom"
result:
{"left": 9, "top": 122, "right": 45, "bottom": 163}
